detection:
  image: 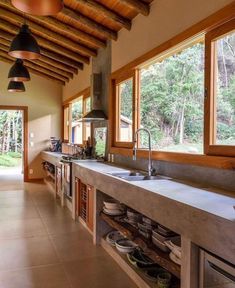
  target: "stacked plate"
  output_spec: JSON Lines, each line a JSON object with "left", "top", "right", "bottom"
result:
{"left": 164, "top": 238, "right": 182, "bottom": 265}
{"left": 103, "top": 200, "right": 125, "bottom": 216}
{"left": 124, "top": 209, "right": 142, "bottom": 227}
{"left": 152, "top": 224, "right": 179, "bottom": 253}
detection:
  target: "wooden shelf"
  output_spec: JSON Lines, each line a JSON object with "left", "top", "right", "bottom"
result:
{"left": 46, "top": 170, "right": 55, "bottom": 181}
{"left": 101, "top": 212, "right": 181, "bottom": 279}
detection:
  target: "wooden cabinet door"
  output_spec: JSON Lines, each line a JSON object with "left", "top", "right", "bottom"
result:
{"left": 87, "top": 184, "right": 94, "bottom": 232}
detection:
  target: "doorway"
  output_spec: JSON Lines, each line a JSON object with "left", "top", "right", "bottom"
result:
{"left": 0, "top": 106, "right": 28, "bottom": 182}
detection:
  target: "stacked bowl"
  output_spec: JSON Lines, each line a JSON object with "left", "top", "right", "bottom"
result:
{"left": 103, "top": 200, "right": 125, "bottom": 216}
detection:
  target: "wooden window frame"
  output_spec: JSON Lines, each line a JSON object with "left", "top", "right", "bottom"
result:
{"left": 205, "top": 19, "right": 235, "bottom": 157}
{"left": 109, "top": 3, "right": 235, "bottom": 170}
{"left": 62, "top": 87, "right": 91, "bottom": 145}
{"left": 114, "top": 71, "right": 136, "bottom": 148}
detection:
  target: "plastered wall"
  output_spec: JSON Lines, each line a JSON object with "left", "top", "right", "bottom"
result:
{"left": 0, "top": 61, "right": 62, "bottom": 179}
{"left": 62, "top": 63, "right": 91, "bottom": 101}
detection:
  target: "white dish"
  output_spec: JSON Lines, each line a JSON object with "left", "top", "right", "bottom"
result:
{"left": 169, "top": 251, "right": 181, "bottom": 265}
{"left": 152, "top": 236, "right": 170, "bottom": 253}
{"left": 103, "top": 200, "right": 122, "bottom": 210}
{"left": 164, "top": 238, "right": 181, "bottom": 258}
{"left": 115, "top": 239, "right": 137, "bottom": 253}
{"left": 103, "top": 208, "right": 125, "bottom": 216}
{"left": 106, "top": 231, "right": 125, "bottom": 246}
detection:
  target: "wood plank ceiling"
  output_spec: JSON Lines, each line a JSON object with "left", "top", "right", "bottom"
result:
{"left": 0, "top": 0, "right": 153, "bottom": 85}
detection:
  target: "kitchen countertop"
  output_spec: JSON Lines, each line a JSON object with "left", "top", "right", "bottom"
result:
{"left": 41, "top": 151, "right": 235, "bottom": 264}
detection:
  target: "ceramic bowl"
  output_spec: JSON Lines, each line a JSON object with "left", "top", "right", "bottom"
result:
{"left": 103, "top": 207, "right": 125, "bottom": 216}
{"left": 152, "top": 235, "right": 170, "bottom": 253}
{"left": 127, "top": 209, "right": 142, "bottom": 221}
{"left": 138, "top": 229, "right": 152, "bottom": 239}
{"left": 115, "top": 239, "right": 137, "bottom": 253}
{"left": 106, "top": 231, "right": 125, "bottom": 246}
{"left": 103, "top": 200, "right": 121, "bottom": 210}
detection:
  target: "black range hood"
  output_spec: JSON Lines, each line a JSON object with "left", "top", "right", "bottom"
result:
{"left": 79, "top": 73, "right": 107, "bottom": 122}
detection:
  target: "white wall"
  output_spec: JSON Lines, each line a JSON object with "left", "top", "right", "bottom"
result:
{"left": 112, "top": 0, "right": 234, "bottom": 71}
{"left": 0, "top": 61, "right": 62, "bottom": 179}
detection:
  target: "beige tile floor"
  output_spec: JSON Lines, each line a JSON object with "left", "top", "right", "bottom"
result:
{"left": 0, "top": 175, "right": 137, "bottom": 288}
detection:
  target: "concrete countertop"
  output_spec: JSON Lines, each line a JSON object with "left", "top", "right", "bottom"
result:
{"left": 41, "top": 151, "right": 235, "bottom": 264}
{"left": 73, "top": 160, "right": 235, "bottom": 222}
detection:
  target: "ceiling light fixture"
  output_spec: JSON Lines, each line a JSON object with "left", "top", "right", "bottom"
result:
{"left": 8, "top": 81, "right": 26, "bottom": 92}
{"left": 8, "top": 59, "right": 30, "bottom": 82}
{"left": 9, "top": 24, "right": 40, "bottom": 60}
{"left": 11, "top": 0, "right": 64, "bottom": 16}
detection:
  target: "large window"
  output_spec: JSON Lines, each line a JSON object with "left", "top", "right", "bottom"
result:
{"left": 116, "top": 77, "right": 134, "bottom": 143}
{"left": 140, "top": 42, "right": 205, "bottom": 153}
{"left": 63, "top": 88, "right": 91, "bottom": 145}
{"left": 72, "top": 98, "right": 83, "bottom": 144}
{"left": 110, "top": 14, "right": 235, "bottom": 168}
{"left": 215, "top": 31, "right": 235, "bottom": 145}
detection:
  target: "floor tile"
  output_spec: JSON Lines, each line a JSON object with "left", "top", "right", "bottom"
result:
{"left": 36, "top": 203, "right": 71, "bottom": 220}
{"left": 0, "top": 264, "right": 70, "bottom": 288}
{"left": 0, "top": 236, "right": 59, "bottom": 271}
{"left": 64, "top": 255, "right": 137, "bottom": 288}
{"left": 0, "top": 218, "right": 47, "bottom": 239}
{"left": 43, "top": 217, "right": 81, "bottom": 236}
{"left": 0, "top": 206, "right": 39, "bottom": 221}
{"left": 51, "top": 230, "right": 104, "bottom": 262}
{"left": 0, "top": 196, "right": 34, "bottom": 208}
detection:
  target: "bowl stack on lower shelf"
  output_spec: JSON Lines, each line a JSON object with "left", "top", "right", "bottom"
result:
{"left": 101, "top": 199, "right": 181, "bottom": 287}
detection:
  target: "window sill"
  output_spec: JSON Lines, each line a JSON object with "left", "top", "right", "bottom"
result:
{"left": 110, "top": 147, "right": 235, "bottom": 170}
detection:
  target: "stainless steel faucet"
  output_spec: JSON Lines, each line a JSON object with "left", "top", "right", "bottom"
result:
{"left": 133, "top": 128, "right": 155, "bottom": 177}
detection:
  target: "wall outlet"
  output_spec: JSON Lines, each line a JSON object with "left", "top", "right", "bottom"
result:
{"left": 29, "top": 169, "right": 33, "bottom": 175}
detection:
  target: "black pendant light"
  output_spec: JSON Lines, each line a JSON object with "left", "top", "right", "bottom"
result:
{"left": 8, "top": 81, "right": 25, "bottom": 92}
{"left": 9, "top": 24, "right": 40, "bottom": 60}
{"left": 11, "top": 0, "right": 63, "bottom": 16}
{"left": 8, "top": 59, "right": 30, "bottom": 82}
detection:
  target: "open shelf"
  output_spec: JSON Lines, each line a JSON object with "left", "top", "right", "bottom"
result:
{"left": 101, "top": 212, "right": 181, "bottom": 279}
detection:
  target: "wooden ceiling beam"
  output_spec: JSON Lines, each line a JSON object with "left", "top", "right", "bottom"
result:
{"left": 0, "top": 0, "right": 105, "bottom": 49}
{"left": 118, "top": 0, "right": 150, "bottom": 16}
{"left": 0, "top": 55, "right": 65, "bottom": 85}
{"left": 74, "top": 0, "right": 132, "bottom": 30}
{"left": 61, "top": 6, "right": 118, "bottom": 40}
{"left": 0, "top": 37, "right": 78, "bottom": 75}
{"left": 0, "top": 6, "right": 96, "bottom": 57}
{"left": 0, "top": 43, "right": 73, "bottom": 79}
{"left": 0, "top": 19, "right": 90, "bottom": 64}
{"left": 0, "top": 50, "right": 70, "bottom": 83}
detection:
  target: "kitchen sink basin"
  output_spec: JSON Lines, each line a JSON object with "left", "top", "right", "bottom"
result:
{"left": 108, "top": 171, "right": 170, "bottom": 181}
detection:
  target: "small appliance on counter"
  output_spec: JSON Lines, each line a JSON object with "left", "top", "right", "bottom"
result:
{"left": 49, "top": 137, "right": 61, "bottom": 152}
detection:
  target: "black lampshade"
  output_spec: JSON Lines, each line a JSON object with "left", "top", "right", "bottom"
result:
{"left": 8, "top": 59, "right": 30, "bottom": 82}
{"left": 11, "top": 0, "right": 63, "bottom": 16}
{"left": 8, "top": 81, "right": 25, "bottom": 92}
{"left": 9, "top": 24, "right": 40, "bottom": 60}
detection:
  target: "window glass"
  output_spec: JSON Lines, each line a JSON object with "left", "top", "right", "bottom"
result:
{"left": 85, "top": 97, "right": 91, "bottom": 113}
{"left": 72, "top": 99, "right": 83, "bottom": 144}
{"left": 63, "top": 106, "right": 69, "bottom": 141}
{"left": 139, "top": 42, "right": 205, "bottom": 153}
{"left": 215, "top": 31, "right": 235, "bottom": 145}
{"left": 117, "top": 79, "right": 133, "bottom": 142}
